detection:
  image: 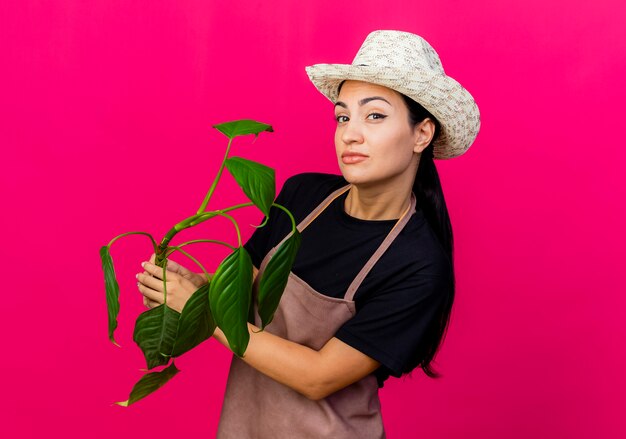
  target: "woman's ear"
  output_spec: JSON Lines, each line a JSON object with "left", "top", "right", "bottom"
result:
{"left": 413, "top": 118, "right": 436, "bottom": 154}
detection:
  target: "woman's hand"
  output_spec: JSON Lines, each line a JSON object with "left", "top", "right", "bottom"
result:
{"left": 137, "top": 254, "right": 209, "bottom": 313}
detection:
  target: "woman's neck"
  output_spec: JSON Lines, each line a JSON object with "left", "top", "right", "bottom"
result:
{"left": 343, "top": 183, "right": 413, "bottom": 220}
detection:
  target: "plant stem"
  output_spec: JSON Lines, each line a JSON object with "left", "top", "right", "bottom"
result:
{"left": 164, "top": 246, "right": 211, "bottom": 280}
{"left": 215, "top": 212, "right": 242, "bottom": 246}
{"left": 220, "top": 202, "right": 254, "bottom": 214}
{"left": 197, "top": 137, "right": 234, "bottom": 214}
{"left": 156, "top": 202, "right": 256, "bottom": 265}
{"left": 272, "top": 203, "right": 297, "bottom": 232}
{"left": 161, "top": 260, "right": 169, "bottom": 305}
{"left": 107, "top": 231, "right": 157, "bottom": 251}
{"left": 176, "top": 239, "right": 235, "bottom": 251}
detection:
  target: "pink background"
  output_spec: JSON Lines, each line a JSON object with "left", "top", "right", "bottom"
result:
{"left": 1, "top": 1, "right": 625, "bottom": 438}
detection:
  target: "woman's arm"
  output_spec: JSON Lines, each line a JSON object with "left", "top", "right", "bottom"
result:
{"left": 137, "top": 261, "right": 380, "bottom": 401}
{"left": 213, "top": 323, "right": 380, "bottom": 401}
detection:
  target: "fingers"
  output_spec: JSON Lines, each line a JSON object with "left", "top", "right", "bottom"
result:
{"left": 137, "top": 280, "right": 164, "bottom": 304}
{"left": 163, "top": 258, "right": 192, "bottom": 276}
{"left": 141, "top": 261, "right": 180, "bottom": 281}
{"left": 143, "top": 255, "right": 197, "bottom": 280}
{"left": 142, "top": 259, "right": 192, "bottom": 278}
{"left": 137, "top": 257, "right": 199, "bottom": 313}
{"left": 195, "top": 274, "right": 211, "bottom": 288}
{"left": 138, "top": 258, "right": 166, "bottom": 307}
{"left": 137, "top": 270, "right": 166, "bottom": 292}
{"left": 143, "top": 296, "right": 160, "bottom": 309}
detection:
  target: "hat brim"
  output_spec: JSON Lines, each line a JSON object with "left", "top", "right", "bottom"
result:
{"left": 305, "top": 63, "right": 480, "bottom": 159}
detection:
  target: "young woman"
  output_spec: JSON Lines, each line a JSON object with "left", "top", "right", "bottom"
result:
{"left": 137, "top": 30, "right": 480, "bottom": 438}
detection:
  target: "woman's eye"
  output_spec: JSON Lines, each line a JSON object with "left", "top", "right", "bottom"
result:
{"left": 367, "top": 113, "right": 387, "bottom": 120}
{"left": 336, "top": 115, "right": 349, "bottom": 123}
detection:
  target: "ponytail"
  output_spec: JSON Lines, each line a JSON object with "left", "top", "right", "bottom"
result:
{"left": 401, "top": 94, "right": 455, "bottom": 379}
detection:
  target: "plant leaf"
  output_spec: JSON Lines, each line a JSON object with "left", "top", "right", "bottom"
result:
{"left": 133, "top": 304, "right": 181, "bottom": 369}
{"left": 225, "top": 157, "right": 275, "bottom": 216}
{"left": 213, "top": 119, "right": 273, "bottom": 140}
{"left": 209, "top": 247, "right": 253, "bottom": 357}
{"left": 100, "top": 246, "right": 121, "bottom": 346}
{"left": 257, "top": 230, "right": 301, "bottom": 329}
{"left": 171, "top": 283, "right": 216, "bottom": 357}
{"left": 115, "top": 361, "right": 180, "bottom": 407}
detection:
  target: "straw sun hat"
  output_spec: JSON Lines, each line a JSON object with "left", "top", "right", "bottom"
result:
{"left": 305, "top": 30, "right": 481, "bottom": 159}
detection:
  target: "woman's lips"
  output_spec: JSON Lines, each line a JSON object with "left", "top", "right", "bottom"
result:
{"left": 341, "top": 152, "right": 368, "bottom": 164}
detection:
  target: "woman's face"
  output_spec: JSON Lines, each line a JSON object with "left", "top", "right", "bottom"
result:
{"left": 334, "top": 80, "right": 430, "bottom": 190}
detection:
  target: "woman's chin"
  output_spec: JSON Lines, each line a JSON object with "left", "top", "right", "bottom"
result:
{"left": 339, "top": 168, "right": 367, "bottom": 185}
{"left": 340, "top": 171, "right": 379, "bottom": 188}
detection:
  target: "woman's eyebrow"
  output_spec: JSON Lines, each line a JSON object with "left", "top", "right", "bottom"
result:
{"left": 334, "top": 96, "right": 392, "bottom": 109}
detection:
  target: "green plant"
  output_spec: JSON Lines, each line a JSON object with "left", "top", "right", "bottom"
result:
{"left": 100, "top": 120, "right": 301, "bottom": 406}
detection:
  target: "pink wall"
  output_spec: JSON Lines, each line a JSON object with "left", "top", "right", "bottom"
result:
{"left": 2, "top": 1, "right": 625, "bottom": 437}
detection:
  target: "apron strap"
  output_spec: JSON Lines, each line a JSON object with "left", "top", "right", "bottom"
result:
{"left": 297, "top": 184, "right": 352, "bottom": 233}
{"left": 270, "top": 184, "right": 352, "bottom": 251}
{"left": 263, "top": 184, "right": 416, "bottom": 302}
{"left": 344, "top": 193, "right": 416, "bottom": 301}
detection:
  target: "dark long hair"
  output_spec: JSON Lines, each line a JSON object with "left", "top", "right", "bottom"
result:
{"left": 337, "top": 81, "right": 455, "bottom": 378}
{"left": 401, "top": 93, "right": 454, "bottom": 379}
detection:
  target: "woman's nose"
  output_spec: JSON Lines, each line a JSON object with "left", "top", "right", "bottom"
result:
{"left": 340, "top": 120, "right": 364, "bottom": 144}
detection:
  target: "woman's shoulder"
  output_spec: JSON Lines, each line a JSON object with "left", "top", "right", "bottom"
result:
{"left": 398, "top": 215, "right": 453, "bottom": 278}
{"left": 278, "top": 173, "right": 348, "bottom": 215}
